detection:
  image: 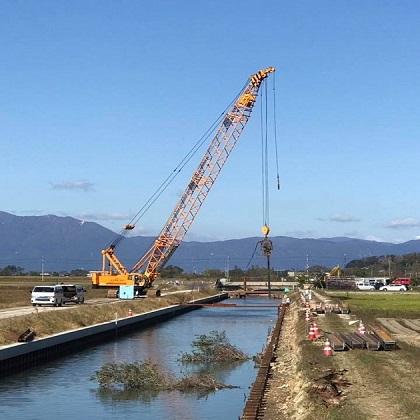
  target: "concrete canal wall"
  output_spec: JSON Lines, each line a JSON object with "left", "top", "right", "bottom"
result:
{"left": 0, "top": 293, "right": 228, "bottom": 377}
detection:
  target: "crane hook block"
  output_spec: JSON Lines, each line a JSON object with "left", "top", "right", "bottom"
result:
{"left": 262, "top": 225, "right": 270, "bottom": 236}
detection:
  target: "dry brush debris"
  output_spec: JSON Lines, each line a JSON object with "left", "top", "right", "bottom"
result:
{"left": 91, "top": 331, "right": 248, "bottom": 395}
{"left": 178, "top": 330, "right": 250, "bottom": 364}
{"left": 309, "top": 368, "right": 352, "bottom": 408}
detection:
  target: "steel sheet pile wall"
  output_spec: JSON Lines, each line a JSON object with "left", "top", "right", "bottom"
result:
{"left": 241, "top": 304, "right": 287, "bottom": 419}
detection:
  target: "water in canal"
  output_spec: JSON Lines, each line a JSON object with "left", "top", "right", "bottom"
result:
{"left": 0, "top": 297, "right": 278, "bottom": 420}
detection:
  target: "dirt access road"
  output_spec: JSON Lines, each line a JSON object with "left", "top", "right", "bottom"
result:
{"left": 261, "top": 295, "right": 420, "bottom": 420}
{"left": 0, "top": 298, "right": 116, "bottom": 320}
{"left": 0, "top": 290, "right": 191, "bottom": 320}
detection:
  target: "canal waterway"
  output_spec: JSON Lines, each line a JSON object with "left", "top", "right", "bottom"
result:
{"left": 0, "top": 297, "right": 278, "bottom": 420}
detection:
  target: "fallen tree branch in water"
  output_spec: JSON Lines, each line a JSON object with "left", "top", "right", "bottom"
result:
{"left": 178, "top": 330, "right": 250, "bottom": 364}
{"left": 90, "top": 358, "right": 238, "bottom": 393}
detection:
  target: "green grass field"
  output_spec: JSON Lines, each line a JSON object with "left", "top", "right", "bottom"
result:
{"left": 325, "top": 291, "right": 420, "bottom": 319}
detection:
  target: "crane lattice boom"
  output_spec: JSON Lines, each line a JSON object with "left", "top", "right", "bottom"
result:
{"left": 92, "top": 67, "right": 275, "bottom": 291}
{"left": 133, "top": 68, "right": 275, "bottom": 283}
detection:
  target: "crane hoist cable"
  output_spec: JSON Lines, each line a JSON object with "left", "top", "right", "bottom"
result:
{"left": 106, "top": 81, "right": 249, "bottom": 251}
{"left": 244, "top": 241, "right": 261, "bottom": 271}
{"left": 260, "top": 71, "right": 280, "bottom": 232}
{"left": 272, "top": 74, "right": 280, "bottom": 190}
{"left": 245, "top": 72, "right": 278, "bottom": 270}
{"left": 260, "top": 79, "right": 270, "bottom": 229}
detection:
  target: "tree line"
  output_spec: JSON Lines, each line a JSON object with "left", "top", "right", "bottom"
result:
{"left": 1, "top": 253, "right": 419, "bottom": 284}
{"left": 0, "top": 265, "right": 89, "bottom": 277}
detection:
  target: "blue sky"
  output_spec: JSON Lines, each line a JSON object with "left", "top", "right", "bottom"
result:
{"left": 1, "top": 1, "right": 419, "bottom": 244}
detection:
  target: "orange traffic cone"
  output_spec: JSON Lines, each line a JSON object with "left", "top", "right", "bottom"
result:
{"left": 128, "top": 308, "right": 133, "bottom": 317}
{"left": 323, "top": 338, "right": 333, "bottom": 356}
{"left": 308, "top": 324, "right": 316, "bottom": 340}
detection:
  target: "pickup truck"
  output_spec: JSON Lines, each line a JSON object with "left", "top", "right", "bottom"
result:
{"left": 61, "top": 284, "right": 86, "bottom": 304}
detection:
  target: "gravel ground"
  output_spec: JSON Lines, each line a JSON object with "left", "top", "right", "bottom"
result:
{"left": 260, "top": 294, "right": 420, "bottom": 420}
{"left": 262, "top": 302, "right": 309, "bottom": 419}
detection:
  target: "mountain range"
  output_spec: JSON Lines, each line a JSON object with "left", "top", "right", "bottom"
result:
{"left": 1, "top": 211, "right": 420, "bottom": 273}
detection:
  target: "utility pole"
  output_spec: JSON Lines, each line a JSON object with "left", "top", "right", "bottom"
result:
{"left": 225, "top": 256, "right": 230, "bottom": 280}
{"left": 306, "top": 254, "right": 309, "bottom": 283}
{"left": 41, "top": 256, "right": 45, "bottom": 282}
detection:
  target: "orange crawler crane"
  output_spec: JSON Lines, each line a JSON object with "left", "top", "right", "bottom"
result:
{"left": 91, "top": 67, "right": 275, "bottom": 294}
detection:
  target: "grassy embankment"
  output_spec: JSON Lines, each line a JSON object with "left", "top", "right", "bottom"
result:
{"left": 295, "top": 291, "right": 420, "bottom": 420}
{"left": 0, "top": 276, "right": 218, "bottom": 346}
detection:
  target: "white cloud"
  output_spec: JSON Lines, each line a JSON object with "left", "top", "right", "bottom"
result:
{"left": 14, "top": 209, "right": 45, "bottom": 216}
{"left": 51, "top": 180, "right": 94, "bottom": 191}
{"left": 75, "top": 214, "right": 154, "bottom": 235}
{"left": 329, "top": 214, "right": 360, "bottom": 223}
{"left": 364, "top": 235, "right": 385, "bottom": 242}
{"left": 76, "top": 212, "right": 134, "bottom": 221}
{"left": 385, "top": 218, "right": 420, "bottom": 230}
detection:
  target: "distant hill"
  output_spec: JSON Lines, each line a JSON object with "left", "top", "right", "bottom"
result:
{"left": 1, "top": 211, "right": 419, "bottom": 273}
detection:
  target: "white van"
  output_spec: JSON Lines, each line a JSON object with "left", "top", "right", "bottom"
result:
{"left": 31, "top": 285, "right": 64, "bottom": 306}
{"left": 61, "top": 284, "right": 85, "bottom": 304}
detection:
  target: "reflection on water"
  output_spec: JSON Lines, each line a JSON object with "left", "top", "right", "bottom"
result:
{"left": 95, "top": 387, "right": 161, "bottom": 404}
{"left": 0, "top": 297, "right": 278, "bottom": 420}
